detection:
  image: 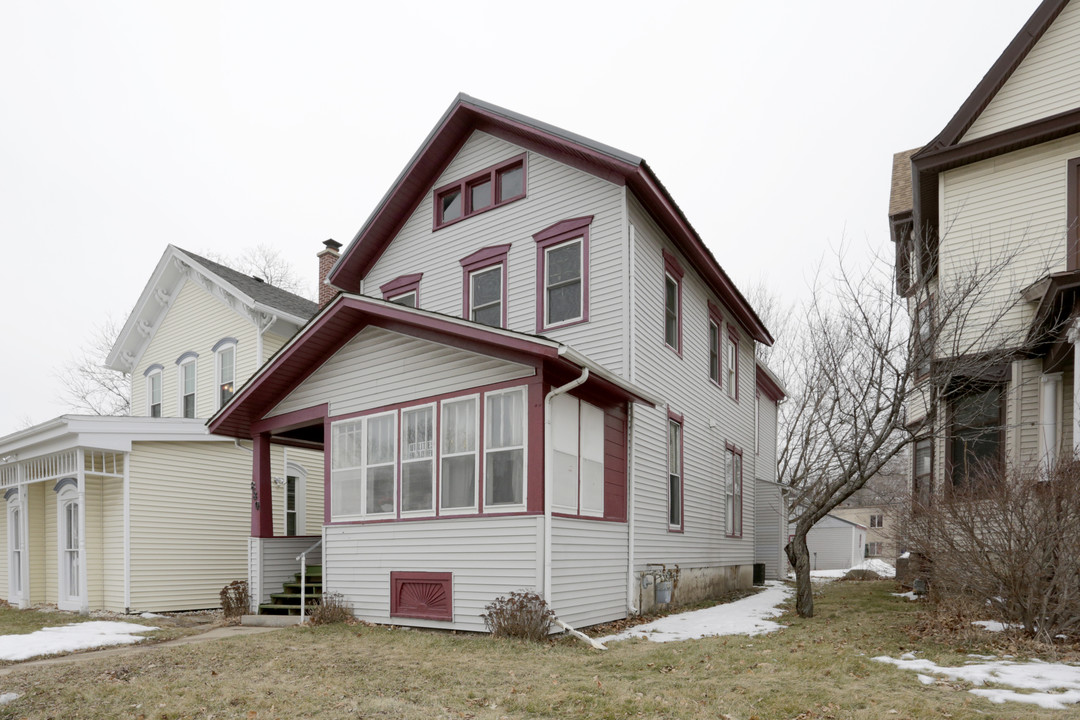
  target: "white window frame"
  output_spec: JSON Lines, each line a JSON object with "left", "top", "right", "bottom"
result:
{"left": 389, "top": 290, "right": 418, "bottom": 308}
{"left": 542, "top": 237, "right": 584, "bottom": 328}
{"left": 7, "top": 493, "right": 23, "bottom": 605}
{"left": 664, "top": 273, "right": 680, "bottom": 351}
{"left": 330, "top": 417, "right": 365, "bottom": 521}
{"left": 215, "top": 340, "right": 237, "bottom": 411}
{"left": 440, "top": 394, "right": 480, "bottom": 514}
{"left": 146, "top": 370, "right": 162, "bottom": 418}
{"left": 363, "top": 411, "right": 397, "bottom": 518}
{"left": 57, "top": 485, "right": 82, "bottom": 611}
{"left": 469, "top": 265, "right": 503, "bottom": 328}
{"left": 725, "top": 446, "right": 743, "bottom": 537}
{"left": 483, "top": 387, "right": 528, "bottom": 512}
{"left": 723, "top": 335, "right": 737, "bottom": 399}
{"left": 329, "top": 411, "right": 398, "bottom": 520}
{"left": 284, "top": 461, "right": 307, "bottom": 535}
{"left": 708, "top": 319, "right": 721, "bottom": 385}
{"left": 668, "top": 418, "right": 682, "bottom": 530}
{"left": 400, "top": 402, "right": 437, "bottom": 518}
{"left": 178, "top": 357, "right": 197, "bottom": 418}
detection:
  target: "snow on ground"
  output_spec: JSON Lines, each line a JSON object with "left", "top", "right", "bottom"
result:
{"left": 0, "top": 621, "right": 158, "bottom": 662}
{"left": 891, "top": 591, "right": 919, "bottom": 601}
{"left": 596, "top": 581, "right": 791, "bottom": 644}
{"left": 809, "top": 559, "right": 896, "bottom": 582}
{"left": 874, "top": 655, "right": 1080, "bottom": 710}
{"left": 972, "top": 620, "right": 1010, "bottom": 633}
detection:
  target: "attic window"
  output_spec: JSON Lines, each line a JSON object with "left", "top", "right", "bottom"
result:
{"left": 434, "top": 154, "right": 527, "bottom": 229}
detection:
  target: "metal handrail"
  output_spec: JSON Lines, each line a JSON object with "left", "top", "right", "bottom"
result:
{"left": 296, "top": 538, "right": 323, "bottom": 623}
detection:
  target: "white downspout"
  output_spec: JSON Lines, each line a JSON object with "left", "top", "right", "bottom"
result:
{"left": 544, "top": 369, "right": 589, "bottom": 605}
{"left": 626, "top": 221, "right": 638, "bottom": 614}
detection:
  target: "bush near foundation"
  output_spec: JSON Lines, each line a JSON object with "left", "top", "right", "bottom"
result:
{"left": 220, "top": 580, "right": 249, "bottom": 620}
{"left": 908, "top": 459, "right": 1080, "bottom": 643}
{"left": 306, "top": 592, "right": 354, "bottom": 626}
{"left": 481, "top": 590, "right": 554, "bottom": 641}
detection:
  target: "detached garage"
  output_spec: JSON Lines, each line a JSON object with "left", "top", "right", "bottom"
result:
{"left": 791, "top": 514, "right": 867, "bottom": 572}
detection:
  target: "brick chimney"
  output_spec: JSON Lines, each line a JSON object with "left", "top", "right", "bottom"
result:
{"left": 317, "top": 239, "right": 342, "bottom": 308}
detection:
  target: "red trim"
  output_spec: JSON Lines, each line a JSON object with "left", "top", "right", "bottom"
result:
{"left": 602, "top": 403, "right": 627, "bottom": 522}
{"left": 1068, "top": 157, "right": 1080, "bottom": 271}
{"left": 755, "top": 365, "right": 785, "bottom": 403}
{"left": 461, "top": 245, "right": 511, "bottom": 328}
{"left": 390, "top": 571, "right": 452, "bottom": 621}
{"left": 328, "top": 376, "right": 539, "bottom": 424}
{"left": 380, "top": 273, "right": 423, "bottom": 304}
{"left": 727, "top": 326, "right": 740, "bottom": 402}
{"left": 526, "top": 383, "right": 544, "bottom": 514}
{"left": 725, "top": 442, "right": 743, "bottom": 538}
{"left": 707, "top": 301, "right": 724, "bottom": 387}
{"left": 433, "top": 153, "right": 527, "bottom": 230}
{"left": 252, "top": 404, "right": 329, "bottom": 436}
{"left": 667, "top": 409, "right": 684, "bottom": 533}
{"left": 327, "top": 96, "right": 773, "bottom": 345}
{"left": 534, "top": 217, "right": 593, "bottom": 333}
{"left": 252, "top": 433, "right": 274, "bottom": 538}
{"left": 662, "top": 248, "right": 684, "bottom": 280}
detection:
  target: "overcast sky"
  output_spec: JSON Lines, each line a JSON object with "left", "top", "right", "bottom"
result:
{"left": 0, "top": 0, "right": 1043, "bottom": 431}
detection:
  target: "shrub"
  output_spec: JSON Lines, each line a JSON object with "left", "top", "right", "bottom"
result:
{"left": 306, "top": 592, "right": 354, "bottom": 626}
{"left": 908, "top": 459, "right": 1080, "bottom": 643}
{"left": 220, "top": 580, "right": 249, "bottom": 620}
{"left": 481, "top": 590, "right": 554, "bottom": 641}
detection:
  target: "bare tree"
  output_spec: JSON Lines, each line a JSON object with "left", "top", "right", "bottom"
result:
{"left": 778, "top": 237, "right": 1040, "bottom": 617}
{"left": 202, "top": 243, "right": 314, "bottom": 300}
{"left": 55, "top": 316, "right": 130, "bottom": 416}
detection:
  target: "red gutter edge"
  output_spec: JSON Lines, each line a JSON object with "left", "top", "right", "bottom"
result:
{"left": 756, "top": 364, "right": 786, "bottom": 403}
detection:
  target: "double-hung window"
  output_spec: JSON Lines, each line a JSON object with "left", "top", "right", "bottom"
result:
{"left": 949, "top": 385, "right": 1003, "bottom": 491}
{"left": 725, "top": 444, "right": 743, "bottom": 537}
{"left": 434, "top": 154, "right": 526, "bottom": 229}
{"left": 145, "top": 365, "right": 163, "bottom": 418}
{"left": 551, "top": 394, "right": 605, "bottom": 517}
{"left": 401, "top": 405, "right": 435, "bottom": 515}
{"left": 668, "top": 414, "right": 683, "bottom": 530}
{"left": 533, "top": 216, "right": 592, "bottom": 331}
{"left": 723, "top": 330, "right": 738, "bottom": 400}
{"left": 484, "top": 388, "right": 526, "bottom": 509}
{"left": 441, "top": 396, "right": 479, "bottom": 512}
{"left": 662, "top": 250, "right": 684, "bottom": 354}
{"left": 913, "top": 437, "right": 933, "bottom": 508}
{"left": 176, "top": 352, "right": 198, "bottom": 418}
{"left": 914, "top": 298, "right": 933, "bottom": 380}
{"left": 707, "top": 302, "right": 723, "bottom": 385}
{"left": 460, "top": 245, "right": 510, "bottom": 329}
{"left": 330, "top": 412, "right": 397, "bottom": 519}
{"left": 213, "top": 338, "right": 237, "bottom": 410}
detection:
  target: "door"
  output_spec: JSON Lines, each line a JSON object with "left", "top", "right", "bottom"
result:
{"left": 7, "top": 502, "right": 21, "bottom": 605}
{"left": 58, "top": 492, "right": 81, "bottom": 610}
{"left": 283, "top": 463, "right": 307, "bottom": 536}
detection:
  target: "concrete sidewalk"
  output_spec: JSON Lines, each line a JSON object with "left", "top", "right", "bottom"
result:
{"left": 0, "top": 624, "right": 285, "bottom": 677}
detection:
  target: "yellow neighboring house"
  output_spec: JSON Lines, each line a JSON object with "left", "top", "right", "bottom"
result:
{"left": 0, "top": 246, "right": 323, "bottom": 613}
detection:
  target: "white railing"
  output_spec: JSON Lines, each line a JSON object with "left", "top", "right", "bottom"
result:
{"left": 296, "top": 538, "right": 323, "bottom": 623}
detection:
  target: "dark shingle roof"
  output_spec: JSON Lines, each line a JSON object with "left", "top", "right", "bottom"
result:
{"left": 889, "top": 148, "right": 921, "bottom": 218}
{"left": 177, "top": 248, "right": 319, "bottom": 321}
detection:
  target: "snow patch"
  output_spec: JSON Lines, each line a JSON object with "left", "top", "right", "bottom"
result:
{"left": 139, "top": 612, "right": 166, "bottom": 619}
{"left": 917, "top": 674, "right": 936, "bottom": 685}
{"left": 891, "top": 591, "right": 919, "bottom": 601}
{"left": 0, "top": 621, "right": 158, "bottom": 662}
{"left": 810, "top": 559, "right": 896, "bottom": 582}
{"left": 0, "top": 693, "right": 19, "bottom": 705}
{"left": 597, "top": 581, "right": 791, "bottom": 644}
{"left": 873, "top": 655, "right": 1080, "bottom": 710}
{"left": 972, "top": 620, "right": 1010, "bottom": 633}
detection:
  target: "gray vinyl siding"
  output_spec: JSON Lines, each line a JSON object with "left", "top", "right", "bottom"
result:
{"left": 549, "top": 517, "right": 627, "bottom": 628}
{"left": 627, "top": 194, "right": 756, "bottom": 571}
{"left": 963, "top": 0, "right": 1080, "bottom": 141}
{"left": 363, "top": 130, "right": 628, "bottom": 373}
{"left": 324, "top": 516, "right": 541, "bottom": 633}
{"left": 754, "top": 480, "right": 786, "bottom": 581}
{"left": 267, "top": 326, "right": 534, "bottom": 419}
{"left": 127, "top": 441, "right": 251, "bottom": 611}
{"left": 756, "top": 394, "right": 778, "bottom": 483}
{"left": 249, "top": 536, "right": 322, "bottom": 605}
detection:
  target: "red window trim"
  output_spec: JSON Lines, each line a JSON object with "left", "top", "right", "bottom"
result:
{"left": 390, "top": 571, "right": 453, "bottom": 621}
{"left": 663, "top": 249, "right": 684, "bottom": 357}
{"left": 433, "top": 153, "right": 527, "bottom": 230}
{"left": 1068, "top": 157, "right": 1080, "bottom": 270}
{"left": 534, "top": 216, "right": 592, "bottom": 333}
{"left": 380, "top": 273, "right": 423, "bottom": 304}
{"left": 667, "top": 409, "right": 685, "bottom": 533}
{"left": 707, "top": 301, "right": 724, "bottom": 387}
{"left": 460, "top": 244, "right": 511, "bottom": 328}
{"left": 725, "top": 441, "right": 744, "bottom": 538}
{"left": 726, "top": 326, "right": 740, "bottom": 402}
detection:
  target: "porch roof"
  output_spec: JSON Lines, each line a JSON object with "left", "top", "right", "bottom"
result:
{"left": 208, "top": 293, "right": 663, "bottom": 439}
{"left": 1022, "top": 268, "right": 1080, "bottom": 372}
{"left": 0, "top": 415, "right": 227, "bottom": 462}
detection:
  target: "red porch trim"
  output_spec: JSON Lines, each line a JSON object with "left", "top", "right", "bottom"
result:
{"left": 251, "top": 433, "right": 274, "bottom": 538}
{"left": 252, "top": 403, "right": 329, "bottom": 436}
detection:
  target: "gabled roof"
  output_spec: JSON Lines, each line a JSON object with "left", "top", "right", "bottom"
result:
{"left": 106, "top": 245, "right": 318, "bottom": 374}
{"left": 910, "top": 0, "right": 1077, "bottom": 235}
{"left": 208, "top": 293, "right": 663, "bottom": 440}
{"left": 327, "top": 93, "right": 773, "bottom": 346}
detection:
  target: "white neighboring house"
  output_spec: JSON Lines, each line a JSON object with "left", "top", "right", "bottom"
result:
{"left": 0, "top": 246, "right": 323, "bottom": 613}
{"left": 789, "top": 515, "right": 868, "bottom": 572}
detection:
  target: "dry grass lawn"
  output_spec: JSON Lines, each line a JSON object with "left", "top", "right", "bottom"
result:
{"left": 0, "top": 581, "right": 1073, "bottom": 719}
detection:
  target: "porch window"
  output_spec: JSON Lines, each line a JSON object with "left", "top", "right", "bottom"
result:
{"left": 441, "top": 396, "right": 478, "bottom": 512}
{"left": 725, "top": 444, "right": 743, "bottom": 537}
{"left": 551, "top": 394, "right": 605, "bottom": 517}
{"left": 484, "top": 388, "right": 525, "bottom": 509}
{"left": 365, "top": 413, "right": 397, "bottom": 516}
{"left": 401, "top": 405, "right": 435, "bottom": 514}
{"left": 329, "top": 411, "right": 397, "bottom": 519}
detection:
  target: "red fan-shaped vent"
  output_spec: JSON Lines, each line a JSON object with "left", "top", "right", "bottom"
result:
{"left": 390, "top": 571, "right": 452, "bottom": 621}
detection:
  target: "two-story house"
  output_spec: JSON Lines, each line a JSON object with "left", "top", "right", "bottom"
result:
{"left": 210, "top": 94, "right": 783, "bottom": 631}
{"left": 892, "top": 0, "right": 1080, "bottom": 500}
{"left": 0, "top": 246, "right": 323, "bottom": 613}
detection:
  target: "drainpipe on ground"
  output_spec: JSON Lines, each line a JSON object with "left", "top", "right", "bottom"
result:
{"left": 543, "top": 369, "right": 589, "bottom": 611}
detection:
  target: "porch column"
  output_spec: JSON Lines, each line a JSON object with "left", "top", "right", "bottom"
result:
{"left": 1072, "top": 323, "right": 1080, "bottom": 455}
{"left": 77, "top": 448, "right": 88, "bottom": 614}
{"left": 1040, "top": 372, "right": 1062, "bottom": 471}
{"left": 251, "top": 433, "right": 274, "bottom": 538}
